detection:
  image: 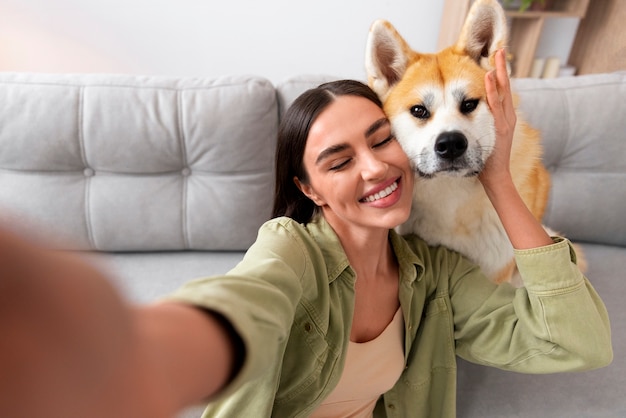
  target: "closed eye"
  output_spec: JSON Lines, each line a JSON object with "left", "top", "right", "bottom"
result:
{"left": 329, "top": 158, "right": 352, "bottom": 171}
{"left": 328, "top": 135, "right": 394, "bottom": 171}
{"left": 373, "top": 135, "right": 395, "bottom": 148}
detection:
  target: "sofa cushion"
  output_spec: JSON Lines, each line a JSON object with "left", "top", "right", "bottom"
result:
{"left": 85, "top": 251, "right": 246, "bottom": 304}
{"left": 513, "top": 72, "right": 626, "bottom": 247}
{"left": 0, "top": 74, "right": 278, "bottom": 251}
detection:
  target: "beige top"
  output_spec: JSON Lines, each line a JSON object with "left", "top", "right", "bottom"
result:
{"left": 310, "top": 308, "right": 405, "bottom": 418}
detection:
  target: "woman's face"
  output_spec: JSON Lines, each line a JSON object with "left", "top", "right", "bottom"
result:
{"left": 297, "top": 95, "right": 414, "bottom": 233}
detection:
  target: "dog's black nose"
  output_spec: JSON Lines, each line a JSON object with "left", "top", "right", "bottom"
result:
{"left": 435, "top": 131, "right": 468, "bottom": 160}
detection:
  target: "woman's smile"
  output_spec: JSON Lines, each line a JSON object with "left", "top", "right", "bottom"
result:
{"left": 359, "top": 177, "right": 402, "bottom": 207}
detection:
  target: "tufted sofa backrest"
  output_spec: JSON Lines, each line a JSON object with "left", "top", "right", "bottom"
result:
{"left": 0, "top": 74, "right": 278, "bottom": 251}
{"left": 1, "top": 72, "right": 625, "bottom": 251}
{"left": 513, "top": 72, "right": 626, "bottom": 247}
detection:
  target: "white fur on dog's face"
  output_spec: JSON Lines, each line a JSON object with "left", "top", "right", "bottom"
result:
{"left": 365, "top": 9, "right": 507, "bottom": 180}
{"left": 390, "top": 78, "right": 496, "bottom": 178}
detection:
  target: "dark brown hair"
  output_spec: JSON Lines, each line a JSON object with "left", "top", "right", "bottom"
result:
{"left": 272, "top": 80, "right": 383, "bottom": 223}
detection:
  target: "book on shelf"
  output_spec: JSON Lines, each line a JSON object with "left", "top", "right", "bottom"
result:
{"left": 526, "top": 57, "right": 575, "bottom": 78}
{"left": 542, "top": 57, "right": 561, "bottom": 78}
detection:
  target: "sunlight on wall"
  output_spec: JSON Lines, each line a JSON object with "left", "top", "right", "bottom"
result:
{"left": 0, "top": 0, "right": 442, "bottom": 81}
{"left": 0, "top": 3, "right": 132, "bottom": 73}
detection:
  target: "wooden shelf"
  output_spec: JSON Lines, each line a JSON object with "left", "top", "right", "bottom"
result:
{"left": 507, "top": 0, "right": 588, "bottom": 16}
{"left": 508, "top": 17, "right": 545, "bottom": 77}
{"left": 438, "top": 0, "right": 590, "bottom": 78}
{"left": 505, "top": 10, "right": 585, "bottom": 18}
{"left": 568, "top": 0, "right": 626, "bottom": 74}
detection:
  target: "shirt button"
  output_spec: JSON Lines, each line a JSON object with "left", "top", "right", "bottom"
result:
{"left": 388, "top": 404, "right": 396, "bottom": 410}
{"left": 304, "top": 322, "right": 312, "bottom": 332}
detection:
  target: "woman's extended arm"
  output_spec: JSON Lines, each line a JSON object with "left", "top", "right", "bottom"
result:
{"left": 0, "top": 226, "right": 237, "bottom": 418}
{"left": 479, "top": 48, "right": 554, "bottom": 250}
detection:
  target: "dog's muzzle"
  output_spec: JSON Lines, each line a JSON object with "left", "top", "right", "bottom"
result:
{"left": 414, "top": 130, "right": 483, "bottom": 179}
{"left": 435, "top": 131, "right": 468, "bottom": 160}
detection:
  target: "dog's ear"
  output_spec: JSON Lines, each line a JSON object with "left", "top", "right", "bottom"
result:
{"left": 365, "top": 20, "right": 418, "bottom": 102}
{"left": 455, "top": 0, "right": 508, "bottom": 70}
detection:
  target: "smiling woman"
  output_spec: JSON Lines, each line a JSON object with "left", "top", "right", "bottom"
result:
{"left": 296, "top": 93, "right": 413, "bottom": 237}
{"left": 272, "top": 80, "right": 413, "bottom": 226}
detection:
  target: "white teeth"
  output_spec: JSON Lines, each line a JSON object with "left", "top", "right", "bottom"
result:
{"left": 362, "top": 181, "right": 398, "bottom": 202}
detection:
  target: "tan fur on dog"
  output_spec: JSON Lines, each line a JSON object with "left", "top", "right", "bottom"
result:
{"left": 366, "top": 0, "right": 556, "bottom": 285}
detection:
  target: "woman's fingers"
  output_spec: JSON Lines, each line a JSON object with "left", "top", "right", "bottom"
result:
{"left": 486, "top": 49, "right": 516, "bottom": 135}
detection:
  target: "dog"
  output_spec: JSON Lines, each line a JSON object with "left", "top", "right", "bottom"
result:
{"left": 365, "top": 0, "right": 555, "bottom": 285}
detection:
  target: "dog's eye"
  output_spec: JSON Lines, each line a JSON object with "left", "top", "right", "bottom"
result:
{"left": 410, "top": 105, "right": 430, "bottom": 119}
{"left": 461, "top": 99, "right": 479, "bottom": 114}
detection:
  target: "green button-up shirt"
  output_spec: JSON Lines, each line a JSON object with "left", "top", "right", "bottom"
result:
{"left": 169, "top": 216, "right": 612, "bottom": 417}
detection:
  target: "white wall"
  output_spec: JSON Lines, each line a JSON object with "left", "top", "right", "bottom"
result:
{"left": 0, "top": 1, "right": 578, "bottom": 83}
{"left": 0, "top": 0, "right": 444, "bottom": 84}
{"left": 535, "top": 18, "right": 580, "bottom": 66}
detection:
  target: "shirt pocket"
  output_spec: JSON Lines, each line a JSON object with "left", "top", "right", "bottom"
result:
{"left": 402, "top": 296, "right": 456, "bottom": 389}
{"left": 274, "top": 307, "right": 333, "bottom": 405}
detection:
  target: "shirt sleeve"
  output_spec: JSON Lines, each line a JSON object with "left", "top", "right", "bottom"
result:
{"left": 165, "top": 218, "right": 308, "bottom": 399}
{"left": 451, "top": 238, "right": 613, "bottom": 373}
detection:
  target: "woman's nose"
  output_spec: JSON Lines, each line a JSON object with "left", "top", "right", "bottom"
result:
{"left": 361, "top": 151, "right": 388, "bottom": 180}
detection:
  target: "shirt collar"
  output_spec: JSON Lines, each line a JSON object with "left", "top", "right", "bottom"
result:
{"left": 304, "top": 216, "right": 351, "bottom": 283}
{"left": 304, "top": 216, "right": 425, "bottom": 284}
{"left": 389, "top": 228, "right": 425, "bottom": 283}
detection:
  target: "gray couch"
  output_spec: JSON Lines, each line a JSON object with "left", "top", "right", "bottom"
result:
{"left": 0, "top": 71, "right": 624, "bottom": 418}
